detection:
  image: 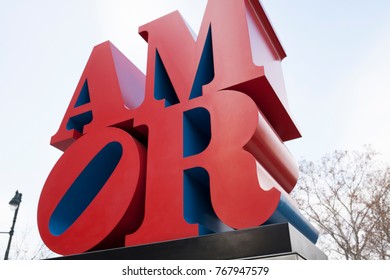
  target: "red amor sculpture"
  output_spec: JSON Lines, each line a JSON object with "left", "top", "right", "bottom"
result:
{"left": 38, "top": 0, "right": 318, "bottom": 256}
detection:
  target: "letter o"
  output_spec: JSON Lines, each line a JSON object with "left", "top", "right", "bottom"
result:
{"left": 37, "top": 127, "right": 146, "bottom": 255}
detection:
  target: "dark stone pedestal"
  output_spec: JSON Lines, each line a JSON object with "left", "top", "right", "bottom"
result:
{"left": 55, "top": 223, "right": 327, "bottom": 260}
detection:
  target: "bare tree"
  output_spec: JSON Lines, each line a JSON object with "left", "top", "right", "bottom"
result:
{"left": 5, "top": 227, "right": 58, "bottom": 260}
{"left": 293, "top": 147, "right": 390, "bottom": 259}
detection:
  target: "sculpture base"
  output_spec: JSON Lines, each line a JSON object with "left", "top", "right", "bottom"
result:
{"left": 54, "top": 223, "right": 327, "bottom": 260}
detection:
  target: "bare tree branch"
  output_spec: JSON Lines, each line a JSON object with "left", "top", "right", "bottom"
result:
{"left": 293, "top": 147, "right": 390, "bottom": 259}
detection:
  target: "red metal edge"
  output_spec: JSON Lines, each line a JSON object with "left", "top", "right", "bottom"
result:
{"left": 247, "top": 0, "right": 287, "bottom": 60}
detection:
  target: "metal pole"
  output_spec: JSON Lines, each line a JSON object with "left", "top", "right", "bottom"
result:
{"left": 4, "top": 199, "right": 21, "bottom": 260}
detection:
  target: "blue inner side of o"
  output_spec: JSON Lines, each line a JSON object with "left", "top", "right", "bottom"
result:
{"left": 49, "top": 141, "right": 123, "bottom": 236}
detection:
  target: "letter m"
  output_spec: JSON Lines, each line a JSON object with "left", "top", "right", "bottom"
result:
{"left": 139, "top": 0, "right": 300, "bottom": 141}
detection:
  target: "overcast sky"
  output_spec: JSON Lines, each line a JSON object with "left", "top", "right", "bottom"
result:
{"left": 1, "top": 0, "right": 389, "bottom": 257}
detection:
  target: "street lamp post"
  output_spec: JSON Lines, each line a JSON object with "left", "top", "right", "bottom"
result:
{"left": 1, "top": 191, "right": 22, "bottom": 260}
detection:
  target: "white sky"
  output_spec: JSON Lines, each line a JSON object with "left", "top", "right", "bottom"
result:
{"left": 1, "top": 0, "right": 389, "bottom": 257}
